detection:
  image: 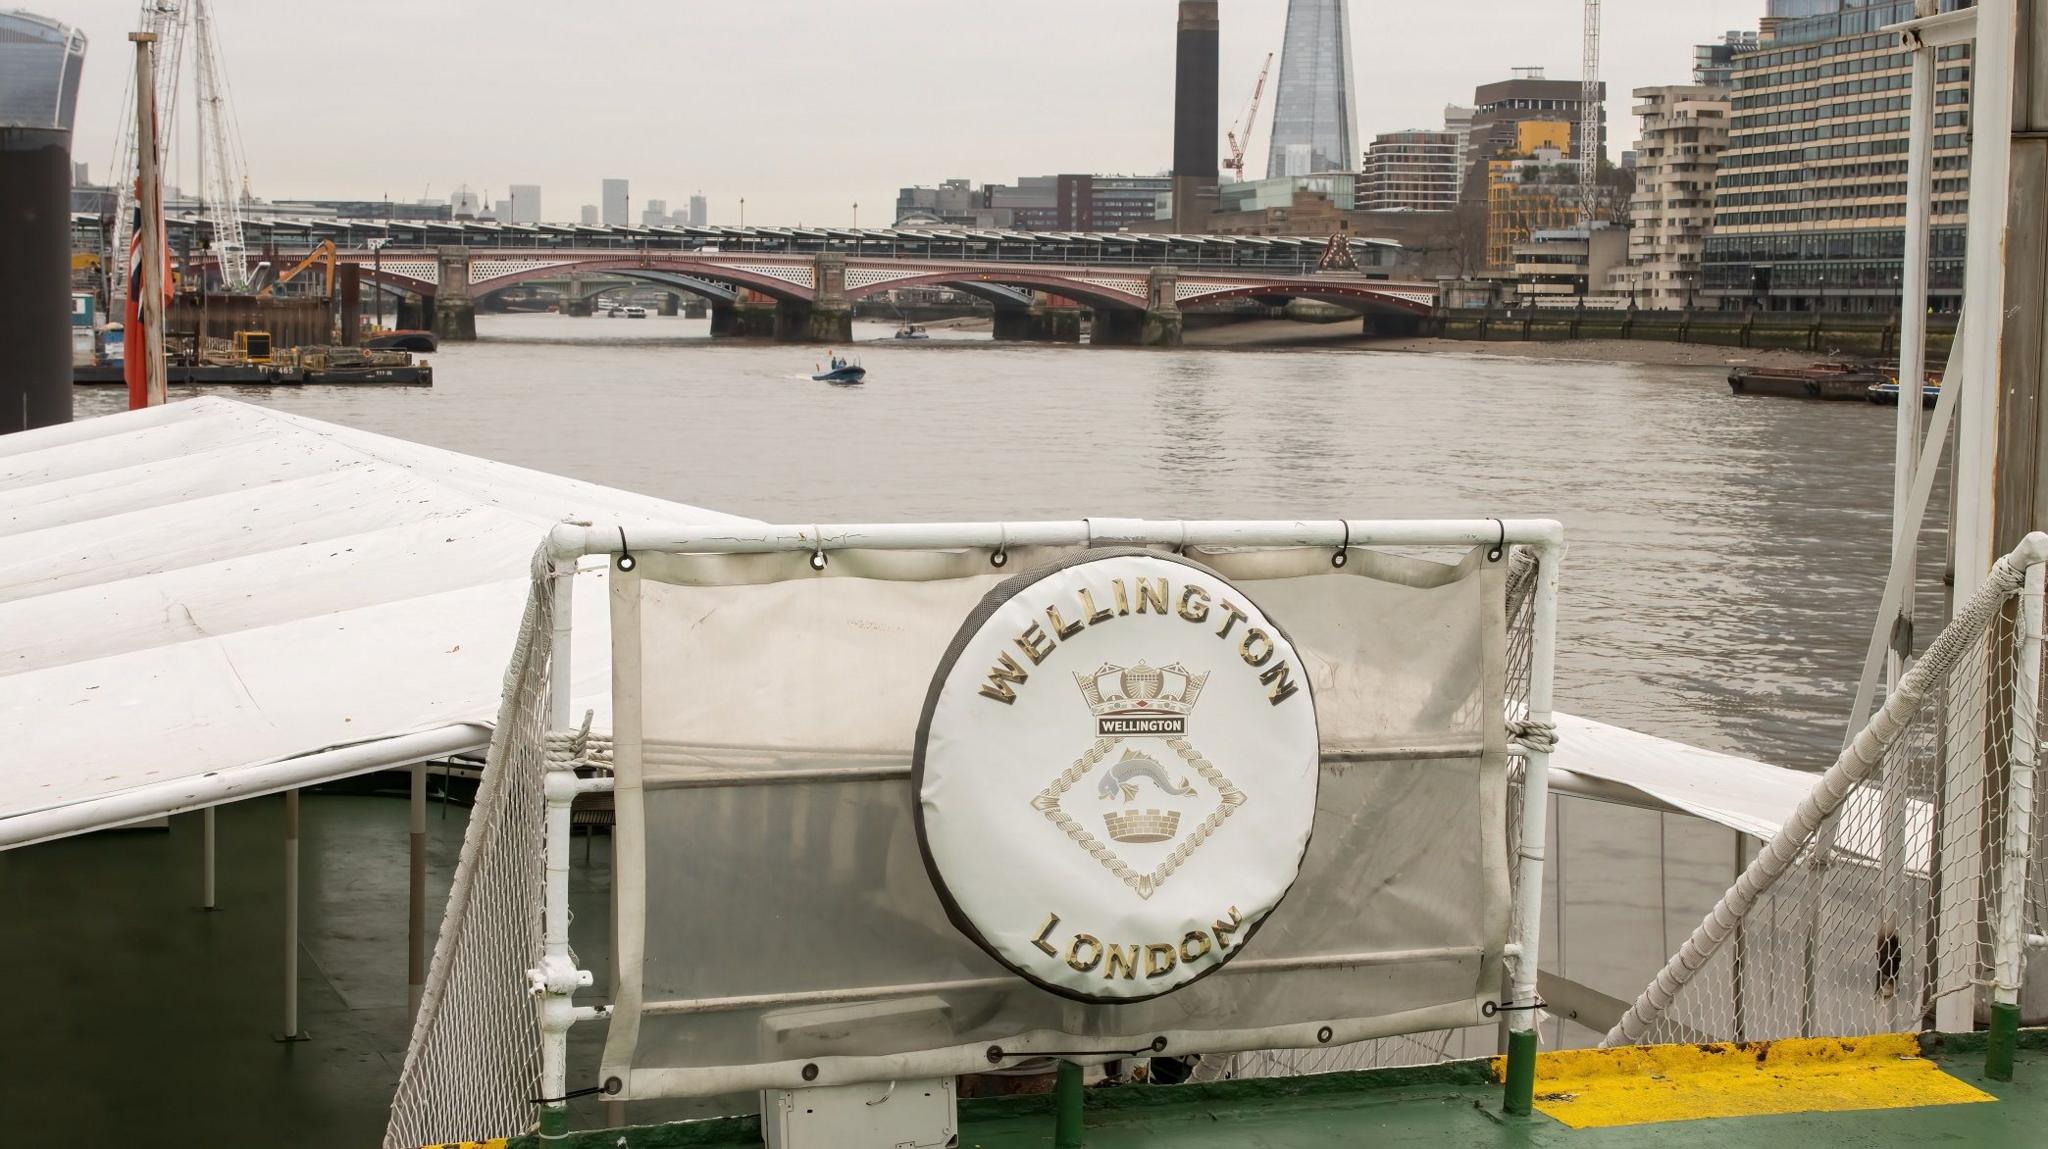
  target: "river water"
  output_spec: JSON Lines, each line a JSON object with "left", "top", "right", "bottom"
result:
{"left": 78, "top": 312, "right": 1947, "bottom": 770}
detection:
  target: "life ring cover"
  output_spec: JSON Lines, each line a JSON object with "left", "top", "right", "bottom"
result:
{"left": 914, "top": 549, "right": 1320, "bottom": 1003}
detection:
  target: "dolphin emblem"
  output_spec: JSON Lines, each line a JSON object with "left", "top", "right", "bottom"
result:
{"left": 1097, "top": 749, "right": 1196, "bottom": 803}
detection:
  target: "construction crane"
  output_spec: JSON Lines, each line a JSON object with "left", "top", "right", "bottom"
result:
{"left": 192, "top": 0, "right": 255, "bottom": 292}
{"left": 258, "top": 240, "right": 334, "bottom": 299}
{"left": 1579, "top": 0, "right": 1602, "bottom": 228}
{"left": 1224, "top": 52, "right": 1274, "bottom": 181}
{"left": 109, "top": 0, "right": 256, "bottom": 306}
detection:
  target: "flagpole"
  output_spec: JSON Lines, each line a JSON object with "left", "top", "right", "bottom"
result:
{"left": 131, "top": 32, "right": 167, "bottom": 409}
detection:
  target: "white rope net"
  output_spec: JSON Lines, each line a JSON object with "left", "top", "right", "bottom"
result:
{"left": 1607, "top": 550, "right": 2045, "bottom": 1046}
{"left": 382, "top": 553, "right": 554, "bottom": 1148}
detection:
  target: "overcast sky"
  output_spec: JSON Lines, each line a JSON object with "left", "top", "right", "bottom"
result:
{"left": 59, "top": 0, "right": 1763, "bottom": 225}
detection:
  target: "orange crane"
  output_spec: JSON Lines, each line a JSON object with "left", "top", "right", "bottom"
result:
{"left": 258, "top": 240, "right": 335, "bottom": 299}
{"left": 1224, "top": 52, "right": 1274, "bottom": 180}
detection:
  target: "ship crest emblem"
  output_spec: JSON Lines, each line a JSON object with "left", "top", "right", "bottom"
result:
{"left": 1029, "top": 661, "right": 1246, "bottom": 899}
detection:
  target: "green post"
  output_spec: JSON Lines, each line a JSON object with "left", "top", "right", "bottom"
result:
{"left": 1987, "top": 1001, "right": 2021, "bottom": 1082}
{"left": 1502, "top": 1028, "right": 1538, "bottom": 1116}
{"left": 538, "top": 1103, "right": 569, "bottom": 1141}
{"left": 1054, "top": 1059, "right": 1084, "bottom": 1148}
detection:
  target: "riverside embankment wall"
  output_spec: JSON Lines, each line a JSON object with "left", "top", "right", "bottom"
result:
{"left": 1425, "top": 308, "right": 1957, "bottom": 362}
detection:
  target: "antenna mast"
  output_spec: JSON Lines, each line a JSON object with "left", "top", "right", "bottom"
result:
{"left": 1579, "top": 0, "right": 1602, "bottom": 227}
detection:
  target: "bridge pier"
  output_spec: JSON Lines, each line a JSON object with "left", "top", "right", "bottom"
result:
{"left": 780, "top": 253, "right": 853, "bottom": 343}
{"left": 710, "top": 301, "right": 740, "bottom": 337}
{"left": 1142, "top": 266, "right": 1184, "bottom": 348}
{"left": 776, "top": 300, "right": 852, "bottom": 343}
{"left": 993, "top": 301, "right": 1083, "bottom": 343}
{"left": 432, "top": 248, "right": 476, "bottom": 342}
{"left": 559, "top": 277, "right": 592, "bottom": 317}
{"left": 657, "top": 294, "right": 678, "bottom": 317}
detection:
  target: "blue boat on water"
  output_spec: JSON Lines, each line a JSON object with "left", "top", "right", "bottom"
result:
{"left": 813, "top": 352, "right": 865, "bottom": 385}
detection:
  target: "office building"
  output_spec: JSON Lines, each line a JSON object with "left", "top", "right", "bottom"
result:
{"left": 1512, "top": 226, "right": 1628, "bottom": 305}
{"left": 641, "top": 198, "right": 668, "bottom": 227}
{"left": 1484, "top": 143, "right": 1623, "bottom": 273}
{"left": 1170, "top": 0, "right": 1220, "bottom": 231}
{"left": 491, "top": 199, "right": 510, "bottom": 221}
{"left": 893, "top": 174, "right": 1173, "bottom": 231}
{"left": 1360, "top": 130, "right": 1462, "bottom": 211}
{"left": 0, "top": 9, "right": 85, "bottom": 129}
{"left": 601, "top": 178, "right": 629, "bottom": 227}
{"left": 580, "top": 204, "right": 599, "bottom": 226}
{"left": 1624, "top": 85, "right": 1730, "bottom": 308}
{"left": 1694, "top": 30, "right": 1760, "bottom": 87}
{"left": 507, "top": 184, "right": 541, "bottom": 224}
{"left": 1701, "top": 0, "right": 1974, "bottom": 312}
{"left": 1465, "top": 69, "right": 1606, "bottom": 205}
{"left": 1265, "top": 0, "right": 1358, "bottom": 177}
{"left": 688, "top": 194, "right": 707, "bottom": 228}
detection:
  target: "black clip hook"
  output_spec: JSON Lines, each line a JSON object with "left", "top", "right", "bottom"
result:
{"left": 809, "top": 528, "right": 828, "bottom": 572}
{"left": 615, "top": 527, "right": 636, "bottom": 572}
{"left": 1487, "top": 518, "right": 1506, "bottom": 563}
{"left": 1332, "top": 520, "right": 1351, "bottom": 568}
{"left": 991, "top": 524, "right": 1008, "bottom": 568}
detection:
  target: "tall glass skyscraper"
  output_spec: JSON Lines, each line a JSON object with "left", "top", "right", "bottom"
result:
{"left": 1264, "top": 0, "right": 1358, "bottom": 177}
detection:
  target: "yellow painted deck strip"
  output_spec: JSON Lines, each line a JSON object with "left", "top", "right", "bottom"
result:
{"left": 1491, "top": 1033, "right": 1996, "bottom": 1130}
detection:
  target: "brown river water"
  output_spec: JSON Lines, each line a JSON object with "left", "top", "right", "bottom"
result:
{"left": 77, "top": 312, "right": 1949, "bottom": 770}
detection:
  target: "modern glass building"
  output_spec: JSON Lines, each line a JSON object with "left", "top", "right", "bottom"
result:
{"left": 0, "top": 10, "right": 86, "bottom": 130}
{"left": 1701, "top": 0, "right": 1975, "bottom": 312}
{"left": 1264, "top": 0, "right": 1358, "bottom": 177}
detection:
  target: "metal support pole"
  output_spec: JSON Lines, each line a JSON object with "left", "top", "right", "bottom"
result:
{"left": 1503, "top": 542, "right": 1564, "bottom": 1116}
{"left": 408, "top": 761, "right": 427, "bottom": 1023}
{"left": 275, "top": 788, "right": 307, "bottom": 1041}
{"left": 1989, "top": 560, "right": 2042, "bottom": 1079}
{"left": 202, "top": 805, "right": 217, "bottom": 910}
{"left": 1054, "top": 1060, "right": 1084, "bottom": 1149}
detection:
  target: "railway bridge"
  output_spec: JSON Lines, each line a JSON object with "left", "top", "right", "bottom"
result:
{"left": 339, "top": 248, "right": 1438, "bottom": 346}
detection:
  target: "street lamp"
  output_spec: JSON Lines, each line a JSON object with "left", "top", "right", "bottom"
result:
{"left": 1817, "top": 273, "right": 1827, "bottom": 314}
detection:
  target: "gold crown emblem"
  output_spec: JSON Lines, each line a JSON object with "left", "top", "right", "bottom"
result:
{"left": 1074, "top": 661, "right": 1209, "bottom": 719}
{"left": 1103, "top": 809, "right": 1182, "bottom": 844}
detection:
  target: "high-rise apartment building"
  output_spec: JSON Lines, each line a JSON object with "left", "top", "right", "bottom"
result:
{"left": 1265, "top": 0, "right": 1358, "bottom": 176}
{"left": 1701, "top": 0, "right": 1974, "bottom": 312}
{"left": 601, "top": 178, "right": 629, "bottom": 227}
{"left": 508, "top": 184, "right": 541, "bottom": 224}
{"left": 1360, "top": 130, "right": 1461, "bottom": 211}
{"left": 1443, "top": 105, "right": 1477, "bottom": 196}
{"left": 1624, "top": 85, "right": 1731, "bottom": 308}
{"left": 688, "top": 194, "right": 707, "bottom": 227}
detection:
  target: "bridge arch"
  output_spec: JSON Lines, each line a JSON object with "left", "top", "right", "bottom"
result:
{"left": 841, "top": 269, "right": 1147, "bottom": 312}
{"left": 466, "top": 256, "right": 815, "bottom": 304}
{"left": 1178, "top": 283, "right": 1435, "bottom": 317}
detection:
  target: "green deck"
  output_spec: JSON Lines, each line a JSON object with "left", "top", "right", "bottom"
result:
{"left": 517, "top": 1035, "right": 2048, "bottom": 1149}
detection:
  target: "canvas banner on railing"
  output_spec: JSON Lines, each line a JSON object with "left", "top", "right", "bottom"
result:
{"left": 600, "top": 543, "right": 1510, "bottom": 1099}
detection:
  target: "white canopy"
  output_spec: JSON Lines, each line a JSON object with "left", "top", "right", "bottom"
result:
{"left": 0, "top": 397, "right": 751, "bottom": 848}
{"left": 0, "top": 397, "right": 1827, "bottom": 853}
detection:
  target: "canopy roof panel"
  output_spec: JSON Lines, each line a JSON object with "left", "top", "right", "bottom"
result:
{"left": 0, "top": 398, "right": 752, "bottom": 847}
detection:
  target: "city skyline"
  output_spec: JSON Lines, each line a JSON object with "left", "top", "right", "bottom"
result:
{"left": 59, "top": 0, "right": 1765, "bottom": 225}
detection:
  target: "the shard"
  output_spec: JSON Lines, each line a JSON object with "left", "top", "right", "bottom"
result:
{"left": 1265, "top": 0, "right": 1358, "bottom": 177}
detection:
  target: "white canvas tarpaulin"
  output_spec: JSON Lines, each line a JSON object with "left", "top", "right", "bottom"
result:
{"left": 600, "top": 542, "right": 1513, "bottom": 1097}
{"left": 0, "top": 397, "right": 751, "bottom": 848}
